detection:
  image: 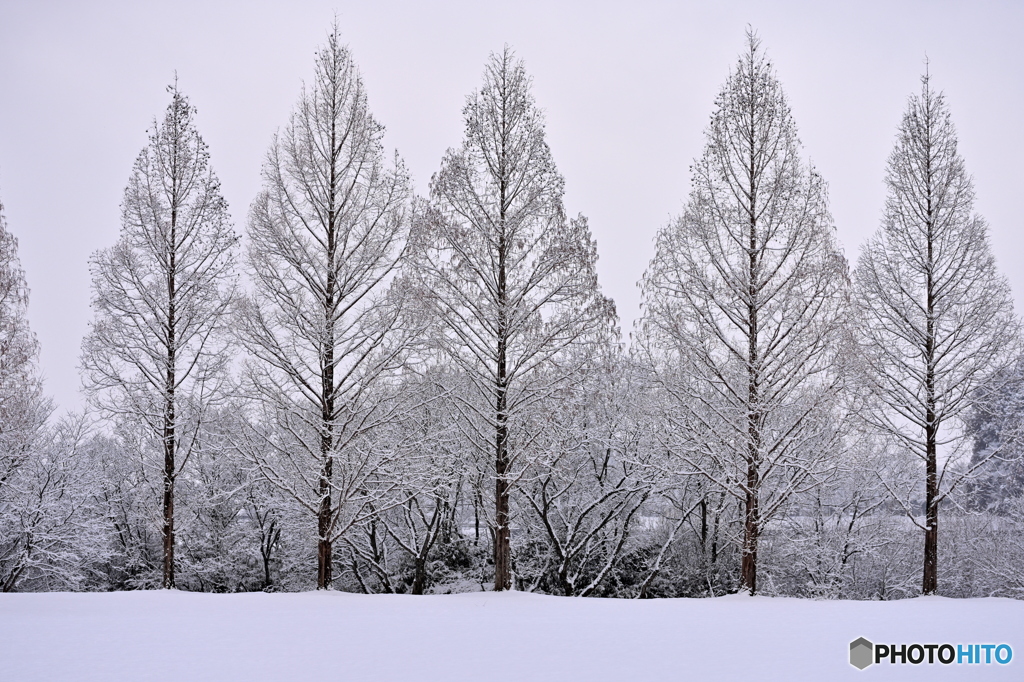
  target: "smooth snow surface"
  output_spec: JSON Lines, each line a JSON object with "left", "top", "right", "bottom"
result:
{"left": 1, "top": 591, "right": 1021, "bottom": 680}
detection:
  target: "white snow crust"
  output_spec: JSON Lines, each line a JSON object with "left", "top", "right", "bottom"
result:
{"left": 1, "top": 591, "right": 1021, "bottom": 680}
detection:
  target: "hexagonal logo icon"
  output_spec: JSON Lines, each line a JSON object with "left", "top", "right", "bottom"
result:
{"left": 850, "top": 637, "right": 874, "bottom": 670}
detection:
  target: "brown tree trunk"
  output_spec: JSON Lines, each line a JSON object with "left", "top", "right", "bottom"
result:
{"left": 493, "top": 299, "right": 511, "bottom": 589}
{"left": 494, "top": 401, "right": 511, "bottom": 590}
{"left": 316, "top": 115, "right": 339, "bottom": 590}
{"left": 316, "top": 304, "right": 335, "bottom": 589}
{"left": 699, "top": 493, "right": 708, "bottom": 553}
{"left": 493, "top": 154, "right": 512, "bottom": 592}
{"left": 741, "top": 147, "right": 761, "bottom": 596}
{"left": 316, "top": 455, "right": 333, "bottom": 589}
{"left": 161, "top": 339, "right": 175, "bottom": 589}
{"left": 162, "top": 186, "right": 178, "bottom": 590}
{"left": 738, "top": 88, "right": 765, "bottom": 596}
{"left": 474, "top": 485, "right": 481, "bottom": 546}
{"left": 923, "top": 436, "right": 938, "bottom": 594}
{"left": 261, "top": 519, "right": 278, "bottom": 590}
{"left": 741, "top": 466, "right": 759, "bottom": 595}
{"left": 922, "top": 252, "right": 938, "bottom": 595}
{"left": 922, "top": 171, "right": 938, "bottom": 596}
{"left": 411, "top": 556, "right": 428, "bottom": 595}
{"left": 161, "top": 439, "right": 175, "bottom": 589}
{"left": 742, "top": 363, "right": 762, "bottom": 597}
{"left": 317, "top": 271, "right": 336, "bottom": 590}
{"left": 411, "top": 556, "right": 426, "bottom": 594}
{"left": 161, "top": 348, "right": 175, "bottom": 589}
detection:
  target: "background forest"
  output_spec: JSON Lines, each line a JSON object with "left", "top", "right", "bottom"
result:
{"left": 1, "top": 23, "right": 1023, "bottom": 601}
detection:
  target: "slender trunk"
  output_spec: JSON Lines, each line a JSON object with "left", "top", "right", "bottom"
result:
{"left": 711, "top": 491, "right": 723, "bottom": 568}
{"left": 923, "top": 303, "right": 938, "bottom": 595}
{"left": 923, "top": 427, "right": 938, "bottom": 594}
{"left": 162, "top": 405, "right": 175, "bottom": 589}
{"left": 317, "top": 99, "right": 340, "bottom": 590}
{"left": 493, "top": 90, "right": 512, "bottom": 592}
{"left": 494, "top": 379, "right": 511, "bottom": 590}
{"left": 741, "top": 464, "right": 759, "bottom": 595}
{"left": 162, "top": 149, "right": 179, "bottom": 590}
{"left": 699, "top": 494, "right": 708, "bottom": 553}
{"left": 741, "top": 100, "right": 761, "bottom": 596}
{"left": 316, "top": 442, "right": 333, "bottom": 588}
{"left": 261, "top": 520, "right": 278, "bottom": 589}
{"left": 922, "top": 135, "right": 938, "bottom": 595}
{"left": 316, "top": 288, "right": 335, "bottom": 588}
{"left": 474, "top": 484, "right": 481, "bottom": 546}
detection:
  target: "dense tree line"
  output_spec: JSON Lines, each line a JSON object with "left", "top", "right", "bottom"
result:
{"left": 1, "top": 27, "right": 1022, "bottom": 599}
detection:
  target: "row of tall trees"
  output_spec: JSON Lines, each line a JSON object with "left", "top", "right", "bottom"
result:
{"left": 639, "top": 37, "right": 1017, "bottom": 595}
{"left": 0, "top": 28, "right": 1019, "bottom": 597}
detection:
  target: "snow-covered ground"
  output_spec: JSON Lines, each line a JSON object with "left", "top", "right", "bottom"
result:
{"left": 1, "top": 590, "right": 1021, "bottom": 681}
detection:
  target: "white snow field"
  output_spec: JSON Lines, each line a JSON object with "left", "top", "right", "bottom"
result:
{"left": 1, "top": 591, "right": 1022, "bottom": 681}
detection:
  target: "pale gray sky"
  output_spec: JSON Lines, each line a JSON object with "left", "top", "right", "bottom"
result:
{"left": 1, "top": 0, "right": 1022, "bottom": 412}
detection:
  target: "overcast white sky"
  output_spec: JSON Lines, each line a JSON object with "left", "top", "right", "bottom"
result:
{"left": 1, "top": 0, "right": 1022, "bottom": 413}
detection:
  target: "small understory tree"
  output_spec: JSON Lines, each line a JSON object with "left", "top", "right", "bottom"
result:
{"left": 518, "top": 348, "right": 653, "bottom": 596}
{"left": 0, "top": 193, "right": 60, "bottom": 592}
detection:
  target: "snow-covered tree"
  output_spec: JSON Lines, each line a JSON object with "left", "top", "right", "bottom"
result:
{"left": 517, "top": 347, "right": 654, "bottom": 596}
{"left": 0, "top": 195, "right": 48, "bottom": 499}
{"left": 88, "top": 426, "right": 163, "bottom": 588}
{"left": 414, "top": 47, "right": 616, "bottom": 590}
{"left": 638, "top": 32, "right": 849, "bottom": 595}
{"left": 965, "top": 355, "right": 1024, "bottom": 509}
{"left": 343, "top": 369, "right": 467, "bottom": 595}
{"left": 852, "top": 71, "right": 1019, "bottom": 595}
{"left": 0, "top": 415, "right": 111, "bottom": 592}
{"left": 237, "top": 25, "right": 418, "bottom": 589}
{"left": 82, "top": 85, "right": 238, "bottom": 588}
{"left": 0, "top": 193, "right": 62, "bottom": 591}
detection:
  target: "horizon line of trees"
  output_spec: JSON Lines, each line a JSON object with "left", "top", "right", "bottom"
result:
{"left": 1, "top": 26, "right": 1023, "bottom": 600}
